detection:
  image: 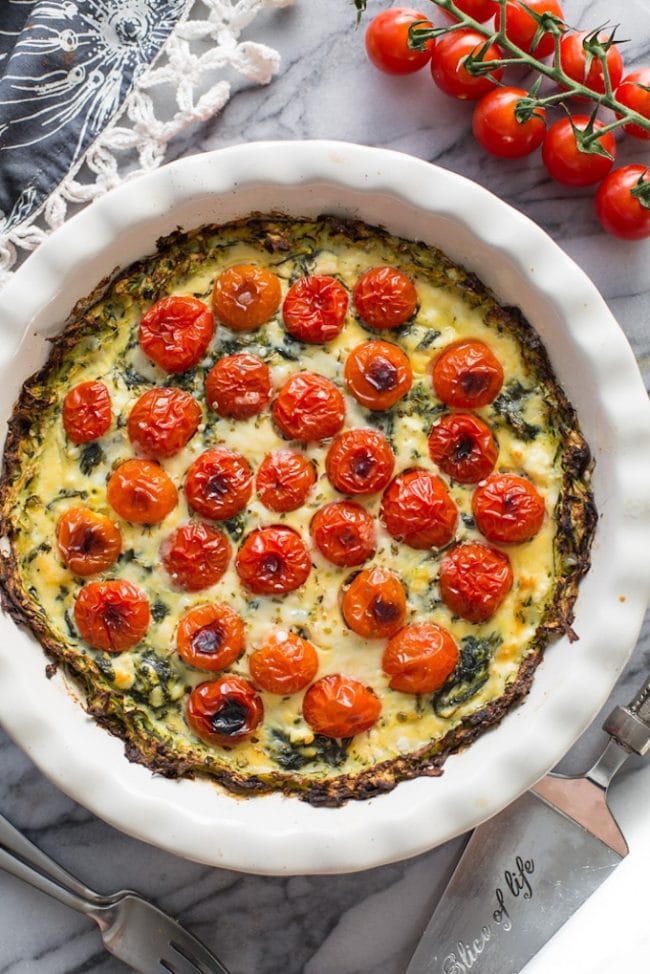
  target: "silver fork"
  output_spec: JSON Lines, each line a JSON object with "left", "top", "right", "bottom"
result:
{"left": 0, "top": 810, "right": 231, "bottom": 974}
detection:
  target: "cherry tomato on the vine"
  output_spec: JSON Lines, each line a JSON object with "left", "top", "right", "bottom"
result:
{"left": 595, "top": 166, "right": 650, "bottom": 241}
{"left": 161, "top": 521, "right": 231, "bottom": 591}
{"left": 272, "top": 372, "right": 345, "bottom": 442}
{"left": 472, "top": 87, "right": 546, "bottom": 158}
{"left": 542, "top": 115, "right": 616, "bottom": 187}
{"left": 432, "top": 339, "right": 504, "bottom": 409}
{"left": 326, "top": 428, "right": 395, "bottom": 496}
{"left": 235, "top": 525, "right": 311, "bottom": 595}
{"left": 303, "top": 674, "right": 381, "bottom": 739}
{"left": 212, "top": 265, "right": 281, "bottom": 332}
{"left": 283, "top": 275, "right": 349, "bottom": 343}
{"left": 439, "top": 542, "right": 514, "bottom": 622}
{"left": 187, "top": 676, "right": 263, "bottom": 747}
{"left": 365, "top": 8, "right": 434, "bottom": 76}
{"left": 472, "top": 472, "right": 545, "bottom": 544}
{"left": 184, "top": 448, "right": 253, "bottom": 521}
{"left": 428, "top": 412, "right": 498, "bottom": 484}
{"left": 615, "top": 69, "right": 650, "bottom": 141}
{"left": 139, "top": 296, "right": 214, "bottom": 373}
{"left": 382, "top": 622, "right": 459, "bottom": 694}
{"left": 56, "top": 507, "right": 121, "bottom": 576}
{"left": 381, "top": 469, "right": 458, "bottom": 549}
{"left": 559, "top": 31, "right": 624, "bottom": 97}
{"left": 205, "top": 352, "right": 272, "bottom": 420}
{"left": 495, "top": 0, "right": 564, "bottom": 59}
{"left": 74, "top": 579, "right": 150, "bottom": 652}
{"left": 353, "top": 266, "right": 418, "bottom": 330}
{"left": 249, "top": 630, "right": 319, "bottom": 695}
{"left": 445, "top": 0, "right": 497, "bottom": 23}
{"left": 62, "top": 381, "right": 111, "bottom": 444}
{"left": 431, "top": 29, "right": 504, "bottom": 101}
{"left": 340, "top": 566, "right": 407, "bottom": 639}
{"left": 107, "top": 459, "right": 178, "bottom": 525}
{"left": 127, "top": 386, "right": 201, "bottom": 458}
{"left": 311, "top": 501, "right": 376, "bottom": 567}
{"left": 176, "top": 603, "right": 244, "bottom": 671}
{"left": 344, "top": 339, "right": 413, "bottom": 411}
{"left": 256, "top": 449, "right": 316, "bottom": 513}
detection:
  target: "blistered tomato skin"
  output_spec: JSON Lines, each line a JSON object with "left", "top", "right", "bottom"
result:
{"left": 303, "top": 674, "right": 381, "bottom": 739}
{"left": 127, "top": 387, "right": 201, "bottom": 458}
{"left": 439, "top": 542, "right": 514, "bottom": 622}
{"left": 432, "top": 339, "right": 504, "bottom": 408}
{"left": 272, "top": 372, "right": 345, "bottom": 443}
{"left": 256, "top": 449, "right": 316, "bottom": 513}
{"left": 382, "top": 622, "right": 459, "bottom": 694}
{"left": 249, "top": 630, "right": 319, "bottom": 695}
{"left": 74, "top": 579, "right": 150, "bottom": 652}
{"left": 341, "top": 566, "right": 407, "bottom": 638}
{"left": 62, "top": 381, "right": 112, "bottom": 444}
{"left": 205, "top": 353, "right": 272, "bottom": 419}
{"left": 176, "top": 603, "right": 244, "bottom": 671}
{"left": 381, "top": 469, "right": 458, "bottom": 549}
{"left": 212, "top": 264, "right": 281, "bottom": 332}
{"left": 187, "top": 676, "right": 264, "bottom": 747}
{"left": 473, "top": 473, "right": 545, "bottom": 544}
{"left": 235, "top": 526, "right": 311, "bottom": 595}
{"left": 283, "top": 275, "right": 349, "bottom": 343}
{"left": 107, "top": 459, "right": 178, "bottom": 525}
{"left": 56, "top": 507, "right": 122, "bottom": 576}
{"left": 344, "top": 340, "right": 413, "bottom": 411}
{"left": 311, "top": 501, "right": 376, "bottom": 567}
{"left": 428, "top": 413, "right": 498, "bottom": 484}
{"left": 326, "top": 429, "right": 395, "bottom": 496}
{"left": 353, "top": 266, "right": 417, "bottom": 330}
{"left": 184, "top": 448, "right": 253, "bottom": 521}
{"left": 139, "top": 296, "right": 214, "bottom": 373}
{"left": 161, "top": 521, "right": 231, "bottom": 591}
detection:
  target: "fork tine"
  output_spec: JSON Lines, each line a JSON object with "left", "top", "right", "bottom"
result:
{"left": 167, "top": 935, "right": 231, "bottom": 974}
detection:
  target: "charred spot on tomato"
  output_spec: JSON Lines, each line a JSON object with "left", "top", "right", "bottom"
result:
{"left": 211, "top": 698, "right": 249, "bottom": 737}
{"left": 206, "top": 474, "right": 230, "bottom": 498}
{"left": 460, "top": 370, "right": 490, "bottom": 398}
{"left": 192, "top": 623, "right": 224, "bottom": 656}
{"left": 370, "top": 595, "right": 400, "bottom": 623}
{"left": 454, "top": 435, "right": 475, "bottom": 461}
{"left": 366, "top": 358, "right": 398, "bottom": 392}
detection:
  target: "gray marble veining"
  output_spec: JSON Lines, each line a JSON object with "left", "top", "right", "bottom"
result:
{"left": 1, "top": 1, "right": 649, "bottom": 972}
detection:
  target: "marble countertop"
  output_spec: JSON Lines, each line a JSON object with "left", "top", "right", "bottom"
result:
{"left": 1, "top": 1, "right": 649, "bottom": 972}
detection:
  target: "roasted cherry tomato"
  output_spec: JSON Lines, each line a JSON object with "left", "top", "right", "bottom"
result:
{"left": 430, "top": 29, "right": 504, "bottom": 101}
{"left": 439, "top": 542, "right": 514, "bottom": 622}
{"left": 187, "top": 675, "right": 263, "bottom": 747}
{"left": 542, "top": 115, "right": 615, "bottom": 187}
{"left": 212, "top": 264, "right": 281, "bottom": 332}
{"left": 160, "top": 521, "right": 231, "bottom": 591}
{"left": 311, "top": 501, "right": 376, "bottom": 567}
{"left": 472, "top": 87, "right": 546, "bottom": 158}
{"left": 235, "top": 525, "right": 311, "bottom": 595}
{"left": 365, "top": 8, "right": 434, "bottom": 75}
{"left": 615, "top": 69, "right": 650, "bottom": 141}
{"left": 381, "top": 469, "right": 458, "bottom": 549}
{"left": 326, "top": 428, "right": 395, "bottom": 495}
{"left": 139, "top": 295, "right": 214, "bottom": 373}
{"left": 445, "top": 0, "right": 497, "bottom": 22}
{"left": 428, "top": 412, "right": 498, "bottom": 483}
{"left": 353, "top": 266, "right": 417, "bottom": 331}
{"left": 595, "top": 166, "right": 650, "bottom": 241}
{"left": 382, "top": 622, "right": 459, "bottom": 694}
{"left": 204, "top": 352, "right": 271, "bottom": 419}
{"left": 341, "top": 566, "right": 407, "bottom": 638}
{"left": 56, "top": 507, "right": 122, "bottom": 576}
{"left": 303, "top": 674, "right": 381, "bottom": 739}
{"left": 559, "top": 31, "right": 624, "bottom": 96}
{"left": 256, "top": 449, "right": 316, "bottom": 513}
{"left": 74, "top": 579, "right": 150, "bottom": 652}
{"left": 62, "top": 381, "right": 111, "bottom": 444}
{"left": 472, "top": 472, "right": 545, "bottom": 544}
{"left": 272, "top": 372, "right": 345, "bottom": 442}
{"left": 495, "top": 0, "right": 564, "bottom": 58}
{"left": 432, "top": 339, "right": 504, "bottom": 408}
{"left": 249, "top": 630, "right": 319, "bottom": 695}
{"left": 282, "top": 275, "right": 349, "bottom": 343}
{"left": 107, "top": 459, "right": 178, "bottom": 525}
{"left": 176, "top": 603, "right": 244, "bottom": 671}
{"left": 127, "top": 386, "right": 201, "bottom": 459}
{"left": 184, "top": 448, "right": 252, "bottom": 521}
{"left": 344, "top": 339, "right": 413, "bottom": 411}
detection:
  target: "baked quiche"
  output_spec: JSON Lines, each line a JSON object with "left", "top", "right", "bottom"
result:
{"left": 0, "top": 215, "right": 595, "bottom": 806}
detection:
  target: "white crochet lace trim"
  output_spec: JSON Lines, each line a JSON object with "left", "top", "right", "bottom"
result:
{"left": 0, "top": 0, "right": 294, "bottom": 288}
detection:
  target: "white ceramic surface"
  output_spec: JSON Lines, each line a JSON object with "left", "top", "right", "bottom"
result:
{"left": 0, "top": 141, "right": 648, "bottom": 876}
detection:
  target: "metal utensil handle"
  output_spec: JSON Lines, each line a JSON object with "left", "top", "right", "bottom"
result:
{"left": 603, "top": 673, "right": 650, "bottom": 756}
{"left": 0, "top": 846, "right": 95, "bottom": 916}
{"left": 0, "top": 811, "right": 104, "bottom": 905}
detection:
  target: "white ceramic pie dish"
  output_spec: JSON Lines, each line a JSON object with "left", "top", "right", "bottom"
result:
{"left": 0, "top": 141, "right": 648, "bottom": 875}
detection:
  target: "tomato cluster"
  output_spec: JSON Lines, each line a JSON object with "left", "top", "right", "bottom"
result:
{"left": 364, "top": 4, "right": 650, "bottom": 240}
